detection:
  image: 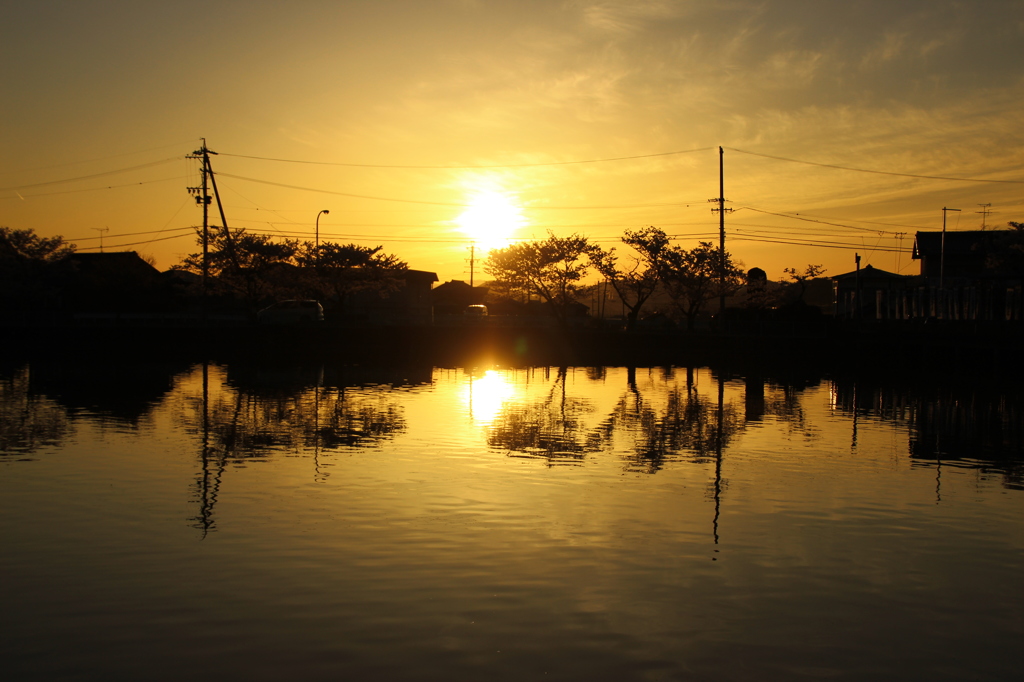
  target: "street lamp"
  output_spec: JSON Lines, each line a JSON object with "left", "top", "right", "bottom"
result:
{"left": 313, "top": 208, "right": 329, "bottom": 250}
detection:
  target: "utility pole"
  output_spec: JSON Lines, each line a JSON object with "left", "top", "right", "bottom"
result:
{"left": 188, "top": 139, "right": 241, "bottom": 322}
{"left": 187, "top": 141, "right": 213, "bottom": 299}
{"left": 709, "top": 146, "right": 733, "bottom": 314}
{"left": 469, "top": 245, "right": 475, "bottom": 287}
{"left": 854, "top": 253, "right": 861, "bottom": 320}
{"left": 940, "top": 207, "right": 961, "bottom": 289}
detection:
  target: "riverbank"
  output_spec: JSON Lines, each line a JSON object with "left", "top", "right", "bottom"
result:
{"left": 3, "top": 319, "right": 1021, "bottom": 374}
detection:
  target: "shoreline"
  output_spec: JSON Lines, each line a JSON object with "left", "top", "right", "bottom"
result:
{"left": 3, "top": 319, "right": 1021, "bottom": 374}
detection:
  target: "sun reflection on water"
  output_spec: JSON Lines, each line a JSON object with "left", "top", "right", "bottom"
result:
{"left": 462, "top": 369, "right": 516, "bottom": 424}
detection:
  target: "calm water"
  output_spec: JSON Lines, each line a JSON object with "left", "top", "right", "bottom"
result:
{"left": 2, "top": 360, "right": 1022, "bottom": 681}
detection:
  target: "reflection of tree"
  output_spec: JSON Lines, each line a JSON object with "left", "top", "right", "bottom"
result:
{"left": 596, "top": 369, "right": 743, "bottom": 474}
{"left": 0, "top": 366, "right": 70, "bottom": 459}
{"left": 761, "top": 381, "right": 819, "bottom": 438}
{"left": 487, "top": 367, "right": 599, "bottom": 466}
{"left": 183, "top": 363, "right": 411, "bottom": 534}
{"left": 186, "top": 371, "right": 409, "bottom": 460}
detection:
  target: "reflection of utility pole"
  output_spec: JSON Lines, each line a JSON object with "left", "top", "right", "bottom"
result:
{"left": 712, "top": 372, "right": 724, "bottom": 554}
{"left": 196, "top": 361, "right": 213, "bottom": 538}
{"left": 92, "top": 227, "right": 109, "bottom": 253}
{"left": 193, "top": 361, "right": 228, "bottom": 537}
{"left": 851, "top": 380, "right": 858, "bottom": 453}
{"left": 709, "top": 147, "right": 733, "bottom": 314}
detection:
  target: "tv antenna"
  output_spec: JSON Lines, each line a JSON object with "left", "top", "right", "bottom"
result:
{"left": 92, "top": 227, "right": 109, "bottom": 252}
{"left": 976, "top": 203, "right": 993, "bottom": 230}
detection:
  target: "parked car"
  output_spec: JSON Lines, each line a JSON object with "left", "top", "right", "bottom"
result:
{"left": 257, "top": 300, "right": 324, "bottom": 324}
{"left": 464, "top": 304, "right": 488, "bottom": 317}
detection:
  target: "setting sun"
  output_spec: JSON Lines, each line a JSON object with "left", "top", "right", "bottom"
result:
{"left": 456, "top": 191, "right": 527, "bottom": 253}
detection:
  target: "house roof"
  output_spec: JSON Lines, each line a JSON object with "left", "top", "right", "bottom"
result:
{"left": 831, "top": 264, "right": 908, "bottom": 281}
{"left": 64, "top": 251, "right": 160, "bottom": 277}
{"left": 912, "top": 230, "right": 1002, "bottom": 259}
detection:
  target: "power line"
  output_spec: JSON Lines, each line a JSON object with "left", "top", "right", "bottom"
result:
{"left": 740, "top": 206, "right": 907, "bottom": 235}
{"left": 1, "top": 176, "right": 185, "bottom": 200}
{"left": 731, "top": 234, "right": 908, "bottom": 253}
{"left": 0, "top": 141, "right": 194, "bottom": 177}
{"left": 0, "top": 158, "right": 181, "bottom": 192}
{"left": 75, "top": 231, "right": 195, "bottom": 251}
{"left": 216, "top": 171, "right": 701, "bottom": 210}
{"left": 733, "top": 224, "right": 903, "bottom": 238}
{"left": 217, "top": 147, "right": 715, "bottom": 169}
{"left": 66, "top": 226, "right": 195, "bottom": 241}
{"left": 740, "top": 206, "right": 933, "bottom": 231}
{"left": 726, "top": 147, "right": 1024, "bottom": 185}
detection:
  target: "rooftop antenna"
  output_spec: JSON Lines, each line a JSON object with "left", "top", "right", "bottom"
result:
{"left": 976, "top": 203, "right": 992, "bottom": 230}
{"left": 92, "top": 227, "right": 109, "bottom": 252}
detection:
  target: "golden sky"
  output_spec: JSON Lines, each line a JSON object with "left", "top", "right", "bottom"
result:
{"left": 2, "top": 0, "right": 1023, "bottom": 283}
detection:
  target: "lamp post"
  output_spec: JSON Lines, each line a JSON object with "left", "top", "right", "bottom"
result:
{"left": 315, "top": 209, "right": 330, "bottom": 264}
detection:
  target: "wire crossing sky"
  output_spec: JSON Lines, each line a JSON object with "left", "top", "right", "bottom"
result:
{"left": 3, "top": 0, "right": 1023, "bottom": 280}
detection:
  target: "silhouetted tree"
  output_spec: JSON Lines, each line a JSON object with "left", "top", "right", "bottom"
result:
{"left": 0, "top": 227, "right": 76, "bottom": 311}
{"left": 0, "top": 227, "right": 75, "bottom": 263}
{"left": 175, "top": 231, "right": 411, "bottom": 311}
{"left": 782, "top": 264, "right": 826, "bottom": 303}
{"left": 484, "top": 233, "right": 597, "bottom": 325}
{"left": 626, "top": 228, "right": 742, "bottom": 330}
{"left": 175, "top": 227, "right": 299, "bottom": 307}
{"left": 294, "top": 241, "right": 407, "bottom": 311}
{"left": 984, "top": 223, "right": 1024, "bottom": 275}
{"left": 590, "top": 227, "right": 662, "bottom": 330}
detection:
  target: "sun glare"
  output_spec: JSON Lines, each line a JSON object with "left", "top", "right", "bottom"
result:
{"left": 462, "top": 369, "right": 516, "bottom": 424}
{"left": 456, "top": 190, "right": 526, "bottom": 252}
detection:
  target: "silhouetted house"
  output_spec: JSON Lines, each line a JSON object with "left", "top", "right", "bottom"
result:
{"left": 911, "top": 230, "right": 1023, "bottom": 321}
{"left": 912, "top": 230, "right": 1003, "bottom": 279}
{"left": 344, "top": 269, "right": 437, "bottom": 325}
{"left": 58, "top": 251, "right": 168, "bottom": 312}
{"left": 833, "top": 265, "right": 913, "bottom": 320}
{"left": 431, "top": 279, "right": 489, "bottom": 316}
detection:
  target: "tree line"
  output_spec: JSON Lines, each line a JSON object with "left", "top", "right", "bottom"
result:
{"left": 484, "top": 227, "right": 746, "bottom": 330}
{"left": 172, "top": 228, "right": 408, "bottom": 311}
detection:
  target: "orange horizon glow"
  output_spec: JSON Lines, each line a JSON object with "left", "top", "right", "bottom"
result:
{"left": 2, "top": 3, "right": 1023, "bottom": 285}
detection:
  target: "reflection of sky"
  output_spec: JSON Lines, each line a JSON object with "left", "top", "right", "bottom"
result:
{"left": 462, "top": 370, "right": 516, "bottom": 424}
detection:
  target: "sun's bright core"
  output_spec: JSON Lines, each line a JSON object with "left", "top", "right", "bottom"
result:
{"left": 456, "top": 191, "right": 526, "bottom": 252}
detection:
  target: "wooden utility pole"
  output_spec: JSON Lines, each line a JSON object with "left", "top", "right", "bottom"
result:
{"left": 188, "top": 139, "right": 242, "bottom": 318}
{"left": 940, "top": 207, "right": 961, "bottom": 289}
{"left": 186, "top": 141, "right": 212, "bottom": 304}
{"left": 710, "top": 146, "right": 733, "bottom": 314}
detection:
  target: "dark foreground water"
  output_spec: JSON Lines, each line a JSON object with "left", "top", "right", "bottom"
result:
{"left": 2, "top": 360, "right": 1022, "bottom": 681}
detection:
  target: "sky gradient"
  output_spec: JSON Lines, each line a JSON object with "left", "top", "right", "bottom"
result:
{"left": 3, "top": 0, "right": 1023, "bottom": 283}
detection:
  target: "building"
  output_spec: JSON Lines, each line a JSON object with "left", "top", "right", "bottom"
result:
{"left": 832, "top": 264, "right": 913, "bottom": 320}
